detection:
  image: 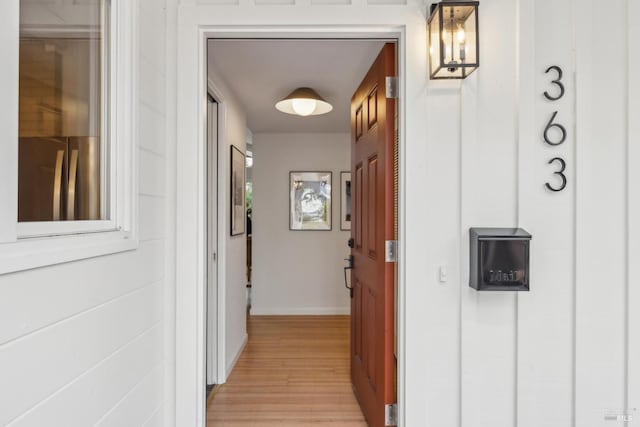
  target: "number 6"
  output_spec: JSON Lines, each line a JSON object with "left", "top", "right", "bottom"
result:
{"left": 543, "top": 111, "right": 567, "bottom": 146}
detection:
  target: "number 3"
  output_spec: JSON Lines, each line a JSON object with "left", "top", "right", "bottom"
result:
{"left": 544, "top": 65, "right": 565, "bottom": 101}
{"left": 545, "top": 157, "right": 567, "bottom": 192}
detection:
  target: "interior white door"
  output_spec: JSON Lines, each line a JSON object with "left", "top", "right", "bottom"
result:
{"left": 206, "top": 96, "right": 218, "bottom": 385}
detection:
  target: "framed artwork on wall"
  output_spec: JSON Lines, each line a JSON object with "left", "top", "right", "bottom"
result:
{"left": 289, "top": 171, "right": 332, "bottom": 231}
{"left": 230, "top": 145, "right": 246, "bottom": 236}
{"left": 340, "top": 171, "right": 352, "bottom": 231}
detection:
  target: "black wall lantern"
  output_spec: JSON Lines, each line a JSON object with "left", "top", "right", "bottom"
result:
{"left": 428, "top": 1, "right": 480, "bottom": 79}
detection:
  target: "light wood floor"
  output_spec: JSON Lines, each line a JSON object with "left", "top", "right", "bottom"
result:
{"left": 206, "top": 315, "right": 367, "bottom": 427}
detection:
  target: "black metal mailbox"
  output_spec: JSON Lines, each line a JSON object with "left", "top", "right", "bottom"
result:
{"left": 470, "top": 228, "right": 531, "bottom": 291}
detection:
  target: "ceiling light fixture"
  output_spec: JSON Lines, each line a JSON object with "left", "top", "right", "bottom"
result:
{"left": 275, "top": 87, "right": 333, "bottom": 117}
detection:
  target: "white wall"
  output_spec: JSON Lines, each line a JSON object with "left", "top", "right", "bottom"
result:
{"left": 169, "top": 0, "right": 639, "bottom": 426}
{"left": 208, "top": 63, "right": 248, "bottom": 377}
{"left": 0, "top": 0, "right": 168, "bottom": 425}
{"left": 419, "top": 0, "right": 639, "bottom": 426}
{"left": 251, "top": 132, "right": 351, "bottom": 315}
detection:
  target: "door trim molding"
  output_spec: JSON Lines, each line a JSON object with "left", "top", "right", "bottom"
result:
{"left": 175, "top": 22, "right": 408, "bottom": 427}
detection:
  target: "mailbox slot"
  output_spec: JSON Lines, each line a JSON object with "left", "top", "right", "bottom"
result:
{"left": 470, "top": 228, "right": 531, "bottom": 291}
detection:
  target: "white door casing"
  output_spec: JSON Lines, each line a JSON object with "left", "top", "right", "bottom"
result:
{"left": 174, "top": 21, "right": 412, "bottom": 427}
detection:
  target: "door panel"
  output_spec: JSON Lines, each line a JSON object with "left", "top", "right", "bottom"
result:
{"left": 354, "top": 278, "right": 362, "bottom": 360}
{"left": 206, "top": 97, "right": 218, "bottom": 386}
{"left": 367, "top": 156, "right": 378, "bottom": 258}
{"left": 350, "top": 42, "right": 396, "bottom": 427}
{"left": 365, "top": 285, "right": 376, "bottom": 385}
{"left": 355, "top": 164, "right": 363, "bottom": 250}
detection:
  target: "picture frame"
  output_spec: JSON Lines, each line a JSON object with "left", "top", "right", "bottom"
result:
{"left": 340, "top": 171, "right": 352, "bottom": 231}
{"left": 230, "top": 145, "right": 246, "bottom": 236}
{"left": 289, "top": 171, "right": 332, "bottom": 231}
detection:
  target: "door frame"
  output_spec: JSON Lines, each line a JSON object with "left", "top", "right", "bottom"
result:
{"left": 175, "top": 23, "right": 408, "bottom": 427}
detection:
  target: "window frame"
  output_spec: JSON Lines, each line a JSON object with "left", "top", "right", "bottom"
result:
{"left": 0, "top": 0, "right": 137, "bottom": 274}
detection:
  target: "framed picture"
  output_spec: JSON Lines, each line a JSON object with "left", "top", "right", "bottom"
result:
{"left": 289, "top": 171, "right": 332, "bottom": 231}
{"left": 340, "top": 171, "right": 352, "bottom": 231}
{"left": 230, "top": 145, "right": 246, "bottom": 236}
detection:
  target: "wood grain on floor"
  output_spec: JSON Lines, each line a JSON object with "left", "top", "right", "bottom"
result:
{"left": 206, "top": 315, "right": 367, "bottom": 427}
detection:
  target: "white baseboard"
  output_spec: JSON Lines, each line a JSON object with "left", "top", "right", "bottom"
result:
{"left": 225, "top": 333, "right": 248, "bottom": 380}
{"left": 249, "top": 306, "right": 351, "bottom": 315}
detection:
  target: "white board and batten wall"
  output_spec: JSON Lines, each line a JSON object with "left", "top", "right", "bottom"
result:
{"left": 0, "top": 0, "right": 169, "bottom": 425}
{"left": 175, "top": 0, "right": 639, "bottom": 426}
{"left": 426, "top": 0, "right": 639, "bottom": 426}
{"left": 251, "top": 133, "right": 351, "bottom": 315}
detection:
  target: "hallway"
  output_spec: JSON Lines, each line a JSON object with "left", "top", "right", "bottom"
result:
{"left": 206, "top": 316, "right": 367, "bottom": 426}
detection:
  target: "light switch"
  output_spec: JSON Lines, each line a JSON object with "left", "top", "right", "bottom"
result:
{"left": 439, "top": 266, "right": 448, "bottom": 283}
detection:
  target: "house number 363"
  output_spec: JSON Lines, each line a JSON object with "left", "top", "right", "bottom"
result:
{"left": 543, "top": 65, "right": 567, "bottom": 192}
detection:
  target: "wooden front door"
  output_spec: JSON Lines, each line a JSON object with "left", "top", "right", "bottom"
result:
{"left": 350, "top": 43, "right": 396, "bottom": 427}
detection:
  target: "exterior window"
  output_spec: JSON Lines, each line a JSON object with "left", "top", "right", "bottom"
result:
{"left": 18, "top": 0, "right": 109, "bottom": 222}
{"left": 0, "top": 0, "right": 134, "bottom": 273}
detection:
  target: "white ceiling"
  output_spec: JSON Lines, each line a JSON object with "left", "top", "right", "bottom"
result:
{"left": 207, "top": 39, "right": 386, "bottom": 134}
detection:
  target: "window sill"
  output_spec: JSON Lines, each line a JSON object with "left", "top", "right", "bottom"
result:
{"left": 0, "top": 229, "right": 138, "bottom": 275}
{"left": 17, "top": 220, "right": 120, "bottom": 239}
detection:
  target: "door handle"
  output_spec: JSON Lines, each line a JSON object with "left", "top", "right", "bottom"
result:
{"left": 52, "top": 150, "right": 65, "bottom": 221}
{"left": 67, "top": 149, "right": 79, "bottom": 220}
{"left": 344, "top": 255, "right": 354, "bottom": 298}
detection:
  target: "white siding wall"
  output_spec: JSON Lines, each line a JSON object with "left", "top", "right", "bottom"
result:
{"left": 573, "top": 1, "right": 630, "bottom": 425}
{"left": 629, "top": 1, "right": 640, "bottom": 423}
{"left": 0, "top": 0, "right": 169, "bottom": 425}
{"left": 3, "top": 0, "right": 632, "bottom": 425}
{"left": 251, "top": 132, "right": 351, "bottom": 315}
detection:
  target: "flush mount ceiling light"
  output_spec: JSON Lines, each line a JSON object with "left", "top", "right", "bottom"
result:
{"left": 275, "top": 87, "right": 333, "bottom": 117}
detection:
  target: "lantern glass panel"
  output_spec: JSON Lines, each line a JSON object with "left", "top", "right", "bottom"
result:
{"left": 428, "top": 7, "right": 441, "bottom": 77}
{"left": 441, "top": 4, "right": 476, "bottom": 66}
{"left": 463, "top": 7, "right": 477, "bottom": 64}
